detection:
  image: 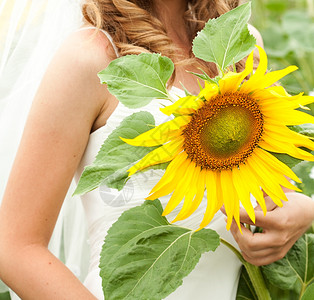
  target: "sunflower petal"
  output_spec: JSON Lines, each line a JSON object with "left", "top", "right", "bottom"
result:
{"left": 239, "top": 163, "right": 267, "bottom": 215}
{"left": 198, "top": 171, "right": 220, "bottom": 230}
{"left": 260, "top": 137, "right": 314, "bottom": 161}
{"left": 147, "top": 156, "right": 190, "bottom": 200}
{"left": 149, "top": 152, "right": 187, "bottom": 194}
{"left": 246, "top": 156, "right": 287, "bottom": 206}
{"left": 180, "top": 169, "right": 207, "bottom": 220}
{"left": 232, "top": 167, "right": 256, "bottom": 224}
{"left": 240, "top": 45, "right": 298, "bottom": 93}
{"left": 199, "top": 82, "right": 219, "bottom": 101}
{"left": 220, "top": 170, "right": 236, "bottom": 230}
{"left": 121, "top": 115, "right": 190, "bottom": 147}
{"left": 263, "top": 123, "right": 314, "bottom": 151}
{"left": 254, "top": 148, "right": 301, "bottom": 183}
{"left": 163, "top": 161, "right": 197, "bottom": 215}
{"left": 171, "top": 166, "right": 204, "bottom": 222}
{"left": 263, "top": 109, "right": 314, "bottom": 126}
{"left": 219, "top": 51, "right": 254, "bottom": 94}
{"left": 160, "top": 95, "right": 204, "bottom": 116}
{"left": 128, "top": 137, "right": 184, "bottom": 176}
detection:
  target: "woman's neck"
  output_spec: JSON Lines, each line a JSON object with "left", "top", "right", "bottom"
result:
{"left": 154, "top": 0, "right": 190, "bottom": 49}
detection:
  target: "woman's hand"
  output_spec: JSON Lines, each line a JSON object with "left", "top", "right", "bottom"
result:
{"left": 229, "top": 192, "right": 314, "bottom": 266}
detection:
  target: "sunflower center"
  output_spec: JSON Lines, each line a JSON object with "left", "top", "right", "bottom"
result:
{"left": 183, "top": 92, "right": 264, "bottom": 170}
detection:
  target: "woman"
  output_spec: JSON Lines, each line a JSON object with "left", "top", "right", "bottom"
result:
{"left": 0, "top": 0, "right": 313, "bottom": 299}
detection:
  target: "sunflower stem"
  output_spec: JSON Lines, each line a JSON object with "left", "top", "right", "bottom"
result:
{"left": 220, "top": 238, "right": 271, "bottom": 300}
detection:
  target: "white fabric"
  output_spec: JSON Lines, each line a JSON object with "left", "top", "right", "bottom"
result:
{"left": 75, "top": 87, "right": 242, "bottom": 300}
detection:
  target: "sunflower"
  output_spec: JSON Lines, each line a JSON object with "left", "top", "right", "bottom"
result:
{"left": 121, "top": 46, "right": 314, "bottom": 231}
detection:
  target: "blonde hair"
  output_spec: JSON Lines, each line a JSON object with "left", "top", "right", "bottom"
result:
{"left": 82, "top": 0, "right": 244, "bottom": 79}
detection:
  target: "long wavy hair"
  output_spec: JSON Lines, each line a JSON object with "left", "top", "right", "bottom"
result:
{"left": 82, "top": 0, "right": 244, "bottom": 79}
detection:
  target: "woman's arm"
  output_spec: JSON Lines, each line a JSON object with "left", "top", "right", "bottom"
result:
{"left": 0, "top": 29, "right": 116, "bottom": 299}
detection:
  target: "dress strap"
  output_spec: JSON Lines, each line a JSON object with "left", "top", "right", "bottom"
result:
{"left": 77, "top": 27, "right": 120, "bottom": 58}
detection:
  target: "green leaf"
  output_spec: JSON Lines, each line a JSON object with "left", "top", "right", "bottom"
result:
{"left": 100, "top": 199, "right": 220, "bottom": 300}
{"left": 73, "top": 112, "right": 157, "bottom": 195}
{"left": 0, "top": 292, "right": 11, "bottom": 300}
{"left": 192, "top": 2, "right": 256, "bottom": 71}
{"left": 98, "top": 53, "right": 174, "bottom": 108}
{"left": 293, "top": 161, "right": 314, "bottom": 197}
{"left": 261, "top": 234, "right": 314, "bottom": 295}
{"left": 187, "top": 70, "right": 220, "bottom": 84}
{"left": 301, "top": 283, "right": 314, "bottom": 300}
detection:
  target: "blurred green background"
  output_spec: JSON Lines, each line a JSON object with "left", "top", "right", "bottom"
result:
{"left": 250, "top": 0, "right": 314, "bottom": 97}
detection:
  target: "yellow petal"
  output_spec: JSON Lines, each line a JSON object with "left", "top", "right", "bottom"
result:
{"left": 254, "top": 148, "right": 301, "bottom": 183}
{"left": 198, "top": 171, "right": 220, "bottom": 230}
{"left": 253, "top": 150, "right": 301, "bottom": 192}
{"left": 128, "top": 137, "right": 184, "bottom": 176}
{"left": 239, "top": 163, "right": 267, "bottom": 215}
{"left": 263, "top": 123, "right": 314, "bottom": 151}
{"left": 160, "top": 95, "right": 203, "bottom": 116}
{"left": 171, "top": 166, "right": 205, "bottom": 222}
{"left": 149, "top": 152, "right": 187, "bottom": 194}
{"left": 261, "top": 66, "right": 298, "bottom": 89}
{"left": 260, "top": 136, "right": 314, "bottom": 161}
{"left": 179, "top": 169, "right": 206, "bottom": 220}
{"left": 240, "top": 45, "right": 268, "bottom": 93}
{"left": 121, "top": 115, "right": 190, "bottom": 147}
{"left": 199, "top": 82, "right": 219, "bottom": 101}
{"left": 220, "top": 170, "right": 236, "bottom": 230}
{"left": 219, "top": 51, "right": 254, "bottom": 94}
{"left": 147, "top": 154, "right": 190, "bottom": 200}
{"left": 263, "top": 109, "right": 314, "bottom": 125}
{"left": 163, "top": 161, "right": 197, "bottom": 215}
{"left": 246, "top": 156, "right": 287, "bottom": 206}
{"left": 232, "top": 167, "right": 256, "bottom": 224}
{"left": 253, "top": 45, "right": 268, "bottom": 78}
{"left": 241, "top": 45, "right": 298, "bottom": 92}
{"left": 267, "top": 85, "right": 290, "bottom": 97}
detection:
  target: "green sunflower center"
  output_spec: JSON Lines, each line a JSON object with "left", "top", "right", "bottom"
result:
{"left": 183, "top": 92, "right": 264, "bottom": 170}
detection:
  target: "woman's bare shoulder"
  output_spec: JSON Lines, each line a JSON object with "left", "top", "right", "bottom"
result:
{"left": 37, "top": 28, "right": 118, "bottom": 131}
{"left": 57, "top": 28, "right": 117, "bottom": 73}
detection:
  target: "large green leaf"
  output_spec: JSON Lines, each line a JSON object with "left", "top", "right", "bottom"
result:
{"left": 261, "top": 234, "right": 314, "bottom": 295}
{"left": 73, "top": 112, "right": 157, "bottom": 195}
{"left": 100, "top": 199, "right": 220, "bottom": 300}
{"left": 192, "top": 2, "right": 256, "bottom": 71}
{"left": 98, "top": 53, "right": 174, "bottom": 108}
{"left": 301, "top": 283, "right": 314, "bottom": 300}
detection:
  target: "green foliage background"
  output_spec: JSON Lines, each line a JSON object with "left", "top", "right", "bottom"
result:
{"left": 250, "top": 0, "right": 314, "bottom": 97}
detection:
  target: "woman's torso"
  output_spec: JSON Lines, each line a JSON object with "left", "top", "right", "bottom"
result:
{"left": 74, "top": 85, "right": 242, "bottom": 299}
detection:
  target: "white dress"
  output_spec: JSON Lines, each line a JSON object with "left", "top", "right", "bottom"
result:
{"left": 74, "top": 87, "right": 243, "bottom": 300}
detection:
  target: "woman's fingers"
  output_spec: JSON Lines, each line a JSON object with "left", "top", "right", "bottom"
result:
{"left": 229, "top": 220, "right": 295, "bottom": 266}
